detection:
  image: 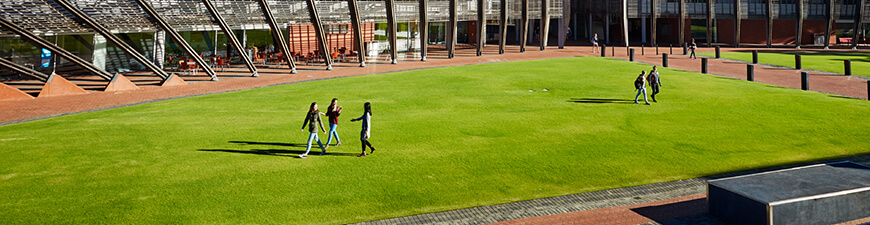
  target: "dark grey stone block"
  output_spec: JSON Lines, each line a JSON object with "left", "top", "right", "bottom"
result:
{"left": 708, "top": 161, "right": 870, "bottom": 225}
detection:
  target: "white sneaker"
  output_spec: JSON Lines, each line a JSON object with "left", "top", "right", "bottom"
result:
{"left": 299, "top": 154, "right": 307, "bottom": 158}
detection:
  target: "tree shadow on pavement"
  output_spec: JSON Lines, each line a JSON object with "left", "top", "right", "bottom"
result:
{"left": 568, "top": 98, "right": 637, "bottom": 104}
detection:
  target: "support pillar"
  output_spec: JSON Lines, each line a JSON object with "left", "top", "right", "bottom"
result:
{"left": 735, "top": 0, "right": 741, "bottom": 47}
{"left": 477, "top": 0, "right": 485, "bottom": 56}
{"left": 520, "top": 0, "right": 529, "bottom": 52}
{"left": 622, "top": 0, "right": 628, "bottom": 46}
{"left": 499, "top": 0, "right": 508, "bottom": 54}
{"left": 419, "top": 0, "right": 429, "bottom": 61}
{"left": 707, "top": 0, "right": 714, "bottom": 46}
{"left": 852, "top": 0, "right": 865, "bottom": 50}
{"left": 200, "top": 0, "right": 258, "bottom": 76}
{"left": 678, "top": 0, "right": 685, "bottom": 45}
{"left": 448, "top": 0, "right": 458, "bottom": 58}
{"left": 766, "top": 0, "right": 773, "bottom": 48}
{"left": 348, "top": 0, "right": 367, "bottom": 66}
{"left": 306, "top": 0, "right": 334, "bottom": 69}
{"left": 824, "top": 0, "right": 833, "bottom": 49}
{"left": 386, "top": 0, "right": 399, "bottom": 64}
{"left": 55, "top": 0, "right": 170, "bottom": 79}
{"left": 133, "top": 0, "right": 218, "bottom": 80}
{"left": 151, "top": 31, "right": 165, "bottom": 69}
{"left": 254, "top": 0, "right": 297, "bottom": 73}
{"left": 796, "top": 0, "right": 804, "bottom": 48}
{"left": 651, "top": 0, "right": 657, "bottom": 46}
{"left": 540, "top": 0, "right": 550, "bottom": 50}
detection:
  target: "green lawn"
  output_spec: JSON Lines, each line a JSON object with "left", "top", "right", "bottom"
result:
{"left": 1, "top": 57, "right": 868, "bottom": 224}
{"left": 698, "top": 51, "right": 870, "bottom": 77}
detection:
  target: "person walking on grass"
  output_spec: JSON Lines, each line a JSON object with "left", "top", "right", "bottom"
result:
{"left": 325, "top": 98, "right": 343, "bottom": 147}
{"left": 634, "top": 71, "right": 651, "bottom": 105}
{"left": 351, "top": 102, "right": 375, "bottom": 157}
{"left": 592, "top": 33, "right": 600, "bottom": 53}
{"left": 648, "top": 66, "right": 662, "bottom": 102}
{"left": 300, "top": 102, "right": 327, "bottom": 158}
{"left": 689, "top": 38, "right": 697, "bottom": 59}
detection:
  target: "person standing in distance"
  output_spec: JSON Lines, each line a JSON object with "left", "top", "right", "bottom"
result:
{"left": 689, "top": 38, "right": 697, "bottom": 59}
{"left": 634, "top": 71, "right": 651, "bottom": 105}
{"left": 351, "top": 102, "right": 375, "bottom": 157}
{"left": 648, "top": 66, "right": 662, "bottom": 102}
{"left": 591, "top": 33, "right": 600, "bottom": 53}
{"left": 300, "top": 102, "right": 327, "bottom": 158}
{"left": 325, "top": 98, "right": 342, "bottom": 149}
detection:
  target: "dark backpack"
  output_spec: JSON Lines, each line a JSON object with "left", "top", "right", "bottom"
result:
{"left": 634, "top": 76, "right": 644, "bottom": 89}
{"left": 648, "top": 74, "right": 657, "bottom": 84}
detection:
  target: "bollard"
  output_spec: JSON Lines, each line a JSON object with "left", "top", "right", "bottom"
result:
{"left": 611, "top": 44, "right": 615, "bottom": 57}
{"left": 752, "top": 50, "right": 758, "bottom": 64}
{"left": 702, "top": 58, "right": 708, "bottom": 74}
{"left": 642, "top": 45, "right": 645, "bottom": 55}
{"left": 715, "top": 46, "right": 720, "bottom": 58}
{"left": 845, "top": 60, "right": 852, "bottom": 75}
{"left": 630, "top": 48, "right": 635, "bottom": 62}
{"left": 663, "top": 53, "right": 669, "bottom": 67}
{"left": 867, "top": 80, "right": 869, "bottom": 100}
{"left": 801, "top": 72, "right": 809, "bottom": 90}
{"left": 795, "top": 54, "right": 802, "bottom": 70}
{"left": 670, "top": 44, "right": 673, "bottom": 54}
{"left": 747, "top": 64, "right": 754, "bottom": 81}
{"left": 656, "top": 44, "right": 659, "bottom": 55}
{"left": 601, "top": 45, "right": 606, "bottom": 57}
{"left": 683, "top": 43, "right": 688, "bottom": 55}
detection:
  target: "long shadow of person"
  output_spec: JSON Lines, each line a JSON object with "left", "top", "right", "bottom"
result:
{"left": 568, "top": 98, "right": 636, "bottom": 104}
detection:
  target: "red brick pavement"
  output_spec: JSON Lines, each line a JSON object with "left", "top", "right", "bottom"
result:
{"left": 491, "top": 194, "right": 708, "bottom": 225}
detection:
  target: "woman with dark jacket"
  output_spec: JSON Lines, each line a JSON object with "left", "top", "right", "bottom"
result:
{"left": 351, "top": 102, "right": 375, "bottom": 157}
{"left": 300, "top": 102, "right": 326, "bottom": 158}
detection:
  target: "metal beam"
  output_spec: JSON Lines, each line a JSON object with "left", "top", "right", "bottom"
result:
{"left": 0, "top": 55, "right": 50, "bottom": 82}
{"left": 541, "top": 0, "right": 550, "bottom": 50}
{"left": 347, "top": 0, "right": 367, "bottom": 66}
{"left": 766, "top": 0, "right": 772, "bottom": 47}
{"left": 621, "top": 0, "right": 627, "bottom": 46}
{"left": 735, "top": 0, "right": 741, "bottom": 47}
{"left": 824, "top": 0, "right": 833, "bottom": 49}
{"left": 306, "top": 0, "right": 334, "bottom": 70}
{"left": 707, "top": 0, "right": 714, "bottom": 47}
{"left": 651, "top": 0, "right": 657, "bottom": 46}
{"left": 52, "top": 0, "right": 169, "bottom": 80}
{"left": 132, "top": 0, "right": 218, "bottom": 80}
{"left": 200, "top": 0, "right": 258, "bottom": 76}
{"left": 477, "top": 0, "right": 486, "bottom": 56}
{"left": 0, "top": 16, "right": 113, "bottom": 80}
{"left": 520, "top": 0, "right": 529, "bottom": 52}
{"left": 679, "top": 0, "right": 685, "bottom": 45}
{"left": 254, "top": 0, "right": 297, "bottom": 73}
{"left": 499, "top": 0, "right": 508, "bottom": 54}
{"left": 796, "top": 0, "right": 803, "bottom": 48}
{"left": 852, "top": 0, "right": 865, "bottom": 49}
{"left": 448, "top": 0, "right": 458, "bottom": 58}
{"left": 420, "top": 0, "right": 429, "bottom": 61}
{"left": 385, "top": 0, "right": 399, "bottom": 64}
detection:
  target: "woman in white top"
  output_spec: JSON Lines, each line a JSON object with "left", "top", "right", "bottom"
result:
{"left": 350, "top": 102, "right": 375, "bottom": 157}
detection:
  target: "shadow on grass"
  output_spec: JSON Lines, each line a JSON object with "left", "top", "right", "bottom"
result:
{"left": 568, "top": 98, "right": 636, "bottom": 104}
{"left": 199, "top": 148, "right": 359, "bottom": 157}
{"left": 229, "top": 141, "right": 308, "bottom": 147}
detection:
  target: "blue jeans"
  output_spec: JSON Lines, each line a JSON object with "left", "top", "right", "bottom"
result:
{"left": 304, "top": 132, "right": 324, "bottom": 155}
{"left": 635, "top": 88, "right": 649, "bottom": 103}
{"left": 326, "top": 123, "right": 341, "bottom": 145}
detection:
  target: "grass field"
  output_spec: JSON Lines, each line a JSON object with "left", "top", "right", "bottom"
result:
{"left": 698, "top": 51, "right": 870, "bottom": 77}
{"left": 1, "top": 57, "right": 869, "bottom": 224}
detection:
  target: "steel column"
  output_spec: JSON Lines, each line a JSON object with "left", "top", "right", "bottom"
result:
{"left": 385, "top": 0, "right": 399, "bottom": 63}
{"left": 499, "top": 0, "right": 508, "bottom": 54}
{"left": 651, "top": 0, "right": 657, "bottom": 46}
{"left": 477, "top": 0, "right": 486, "bottom": 56}
{"left": 825, "top": 0, "right": 833, "bottom": 49}
{"left": 53, "top": 0, "right": 168, "bottom": 79}
{"left": 541, "top": 0, "right": 550, "bottom": 50}
{"left": 0, "top": 16, "right": 113, "bottom": 80}
{"left": 707, "top": 0, "right": 714, "bottom": 46}
{"left": 133, "top": 0, "right": 218, "bottom": 80}
{"left": 0, "top": 55, "right": 50, "bottom": 82}
{"left": 305, "top": 0, "right": 334, "bottom": 69}
{"left": 200, "top": 0, "right": 258, "bottom": 76}
{"left": 735, "top": 0, "right": 741, "bottom": 47}
{"left": 766, "top": 0, "right": 772, "bottom": 47}
{"left": 678, "top": 0, "right": 685, "bottom": 45}
{"left": 520, "top": 0, "right": 529, "bottom": 52}
{"left": 852, "top": 0, "right": 865, "bottom": 49}
{"left": 255, "top": 0, "right": 298, "bottom": 73}
{"left": 796, "top": 0, "right": 803, "bottom": 48}
{"left": 621, "top": 0, "right": 627, "bottom": 46}
{"left": 558, "top": 0, "right": 570, "bottom": 49}
{"left": 347, "top": 0, "right": 367, "bottom": 66}
{"left": 419, "top": 0, "right": 429, "bottom": 61}
{"left": 448, "top": 0, "right": 458, "bottom": 58}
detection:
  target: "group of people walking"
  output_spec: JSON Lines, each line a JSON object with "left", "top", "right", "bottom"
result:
{"left": 634, "top": 66, "right": 663, "bottom": 105}
{"left": 299, "top": 99, "right": 375, "bottom": 158}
